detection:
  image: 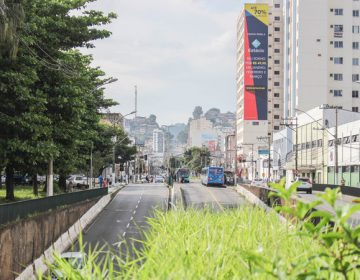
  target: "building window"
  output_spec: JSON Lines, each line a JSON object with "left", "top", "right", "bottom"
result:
{"left": 275, "top": 4, "right": 280, "bottom": 8}
{"left": 353, "top": 74, "right": 359, "bottom": 82}
{"left": 334, "top": 41, "right": 343, "bottom": 48}
{"left": 352, "top": 90, "right": 359, "bottom": 98}
{"left": 274, "top": 82, "right": 280, "bottom": 86}
{"left": 334, "top": 90, "right": 343, "bottom": 96}
{"left": 274, "top": 126, "right": 280, "bottom": 130}
{"left": 343, "top": 136, "right": 351, "bottom": 144}
{"left": 333, "top": 74, "right": 343, "bottom": 81}
{"left": 274, "top": 16, "right": 280, "bottom": 21}
{"left": 252, "top": 122, "right": 259, "bottom": 126}
{"left": 334, "top": 9, "right": 343, "bottom": 15}
{"left": 353, "top": 25, "right": 360, "bottom": 34}
{"left": 334, "top": 25, "right": 343, "bottom": 32}
{"left": 354, "top": 10, "right": 360, "bottom": 17}
{"left": 353, "top": 42, "right": 359, "bottom": 49}
{"left": 274, "top": 49, "right": 280, "bottom": 53}
{"left": 274, "top": 71, "right": 280, "bottom": 75}
{"left": 352, "top": 107, "right": 359, "bottom": 112}
{"left": 274, "top": 93, "right": 280, "bottom": 97}
{"left": 275, "top": 27, "right": 280, "bottom": 32}
{"left": 274, "top": 115, "right": 280, "bottom": 119}
{"left": 334, "top": 57, "right": 343, "bottom": 64}
{"left": 274, "top": 60, "right": 280, "bottom": 64}
{"left": 274, "top": 38, "right": 280, "bottom": 42}
{"left": 352, "top": 134, "right": 359, "bottom": 143}
{"left": 328, "top": 140, "right": 334, "bottom": 147}
{"left": 317, "top": 139, "right": 323, "bottom": 147}
{"left": 353, "top": 58, "right": 359, "bottom": 65}
{"left": 274, "top": 104, "right": 280, "bottom": 108}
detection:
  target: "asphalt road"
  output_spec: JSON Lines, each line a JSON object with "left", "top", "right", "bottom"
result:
{"left": 181, "top": 181, "right": 247, "bottom": 211}
{"left": 297, "top": 191, "right": 360, "bottom": 226}
{"left": 79, "top": 183, "right": 168, "bottom": 255}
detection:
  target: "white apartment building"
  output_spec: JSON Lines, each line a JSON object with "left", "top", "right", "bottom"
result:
{"left": 153, "top": 129, "right": 165, "bottom": 154}
{"left": 236, "top": 0, "right": 284, "bottom": 179}
{"left": 284, "top": 0, "right": 360, "bottom": 117}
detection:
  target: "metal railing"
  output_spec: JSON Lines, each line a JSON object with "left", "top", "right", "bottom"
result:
{"left": 313, "top": 184, "right": 360, "bottom": 197}
{"left": 0, "top": 187, "right": 108, "bottom": 227}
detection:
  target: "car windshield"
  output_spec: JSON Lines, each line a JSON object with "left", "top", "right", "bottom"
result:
{"left": 76, "top": 177, "right": 83, "bottom": 180}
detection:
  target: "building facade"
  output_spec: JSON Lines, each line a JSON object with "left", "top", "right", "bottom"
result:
{"left": 285, "top": 0, "right": 360, "bottom": 117}
{"left": 236, "top": 0, "right": 284, "bottom": 179}
{"left": 153, "top": 129, "right": 165, "bottom": 154}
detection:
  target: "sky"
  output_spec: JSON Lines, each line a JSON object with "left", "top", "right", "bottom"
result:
{"left": 82, "top": 0, "right": 244, "bottom": 125}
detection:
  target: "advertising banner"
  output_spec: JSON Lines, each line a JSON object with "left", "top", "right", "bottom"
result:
{"left": 244, "top": 4, "right": 269, "bottom": 120}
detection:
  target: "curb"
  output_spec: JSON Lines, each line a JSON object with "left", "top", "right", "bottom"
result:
{"left": 17, "top": 186, "right": 124, "bottom": 280}
{"left": 234, "top": 185, "right": 287, "bottom": 224}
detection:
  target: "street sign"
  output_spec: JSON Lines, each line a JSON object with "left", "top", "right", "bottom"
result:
{"left": 258, "top": 149, "right": 269, "bottom": 155}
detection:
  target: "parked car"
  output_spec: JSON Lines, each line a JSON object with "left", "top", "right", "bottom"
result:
{"left": 294, "top": 177, "right": 313, "bottom": 194}
{"left": 154, "top": 175, "right": 164, "bottom": 183}
{"left": 66, "top": 175, "right": 89, "bottom": 189}
{"left": 250, "top": 178, "right": 264, "bottom": 187}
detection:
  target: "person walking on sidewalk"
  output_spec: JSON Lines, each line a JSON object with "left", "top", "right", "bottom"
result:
{"left": 98, "top": 175, "right": 103, "bottom": 188}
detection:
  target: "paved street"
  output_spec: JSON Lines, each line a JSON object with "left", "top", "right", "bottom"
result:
{"left": 181, "top": 181, "right": 247, "bottom": 211}
{"left": 297, "top": 191, "right": 360, "bottom": 227}
{"left": 79, "top": 183, "right": 168, "bottom": 254}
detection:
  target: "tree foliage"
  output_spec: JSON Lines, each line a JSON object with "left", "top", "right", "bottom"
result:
{"left": 183, "top": 147, "right": 210, "bottom": 174}
{"left": 0, "top": 0, "right": 128, "bottom": 200}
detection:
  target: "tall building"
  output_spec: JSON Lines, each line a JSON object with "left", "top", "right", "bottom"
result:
{"left": 285, "top": 0, "right": 360, "bottom": 117}
{"left": 236, "top": 0, "right": 284, "bottom": 178}
{"left": 153, "top": 129, "right": 165, "bottom": 154}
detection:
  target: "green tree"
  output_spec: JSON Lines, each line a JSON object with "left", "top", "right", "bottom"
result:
{"left": 183, "top": 147, "right": 210, "bottom": 174}
{"left": 0, "top": 0, "right": 117, "bottom": 200}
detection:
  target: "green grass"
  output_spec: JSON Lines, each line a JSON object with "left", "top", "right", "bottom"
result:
{"left": 0, "top": 186, "right": 46, "bottom": 204}
{"left": 45, "top": 207, "right": 325, "bottom": 279}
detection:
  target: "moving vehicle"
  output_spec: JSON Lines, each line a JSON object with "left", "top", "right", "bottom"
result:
{"left": 154, "top": 175, "right": 165, "bottom": 183}
{"left": 66, "top": 175, "right": 89, "bottom": 189}
{"left": 250, "top": 178, "right": 264, "bottom": 187}
{"left": 295, "top": 177, "right": 313, "bottom": 194}
{"left": 201, "top": 167, "right": 224, "bottom": 186}
{"left": 224, "top": 171, "right": 235, "bottom": 186}
{"left": 175, "top": 168, "right": 190, "bottom": 183}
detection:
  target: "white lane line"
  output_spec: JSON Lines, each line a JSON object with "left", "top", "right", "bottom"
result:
{"left": 116, "top": 220, "right": 121, "bottom": 223}
{"left": 127, "top": 223, "right": 130, "bottom": 228}
{"left": 122, "top": 232, "right": 126, "bottom": 237}
{"left": 133, "top": 210, "right": 137, "bottom": 215}
{"left": 130, "top": 216, "right": 134, "bottom": 221}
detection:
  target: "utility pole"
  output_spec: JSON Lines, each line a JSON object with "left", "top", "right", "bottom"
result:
{"left": 134, "top": 85, "right": 138, "bottom": 118}
{"left": 90, "top": 142, "right": 93, "bottom": 189}
{"left": 281, "top": 117, "right": 298, "bottom": 179}
{"left": 46, "top": 158, "right": 53, "bottom": 196}
{"left": 321, "top": 105, "right": 340, "bottom": 185}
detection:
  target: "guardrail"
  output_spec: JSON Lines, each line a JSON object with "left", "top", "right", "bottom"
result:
{"left": 0, "top": 187, "right": 109, "bottom": 227}
{"left": 313, "top": 184, "right": 360, "bottom": 197}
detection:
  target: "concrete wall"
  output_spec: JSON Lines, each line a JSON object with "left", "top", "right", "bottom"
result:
{"left": 0, "top": 199, "right": 97, "bottom": 280}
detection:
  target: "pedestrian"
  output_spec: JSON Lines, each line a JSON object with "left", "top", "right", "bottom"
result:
{"left": 107, "top": 174, "right": 111, "bottom": 186}
{"left": 98, "top": 175, "right": 103, "bottom": 188}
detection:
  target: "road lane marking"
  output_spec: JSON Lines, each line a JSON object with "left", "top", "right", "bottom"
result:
{"left": 127, "top": 223, "right": 130, "bottom": 228}
{"left": 206, "top": 187, "right": 225, "bottom": 212}
{"left": 133, "top": 210, "right": 137, "bottom": 215}
{"left": 130, "top": 216, "right": 134, "bottom": 221}
{"left": 122, "top": 232, "right": 126, "bottom": 237}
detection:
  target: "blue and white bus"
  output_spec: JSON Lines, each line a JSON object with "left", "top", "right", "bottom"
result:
{"left": 201, "top": 167, "right": 224, "bottom": 186}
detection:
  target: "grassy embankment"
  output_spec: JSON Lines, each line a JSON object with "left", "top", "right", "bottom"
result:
{"left": 46, "top": 207, "right": 331, "bottom": 279}
{"left": 0, "top": 186, "right": 46, "bottom": 204}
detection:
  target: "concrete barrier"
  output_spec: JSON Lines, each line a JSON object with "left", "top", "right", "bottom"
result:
{"left": 16, "top": 186, "right": 123, "bottom": 280}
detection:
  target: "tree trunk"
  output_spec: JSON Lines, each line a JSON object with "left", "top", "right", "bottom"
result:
{"left": 33, "top": 173, "right": 38, "bottom": 196}
{"left": 5, "top": 165, "right": 15, "bottom": 201}
{"left": 59, "top": 173, "right": 67, "bottom": 192}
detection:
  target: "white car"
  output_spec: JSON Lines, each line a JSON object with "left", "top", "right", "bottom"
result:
{"left": 66, "top": 175, "right": 89, "bottom": 189}
{"left": 250, "top": 178, "right": 264, "bottom": 187}
{"left": 155, "top": 176, "right": 165, "bottom": 183}
{"left": 294, "top": 177, "right": 313, "bottom": 194}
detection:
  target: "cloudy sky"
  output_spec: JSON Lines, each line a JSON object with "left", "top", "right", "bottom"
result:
{"left": 83, "top": 0, "right": 244, "bottom": 125}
